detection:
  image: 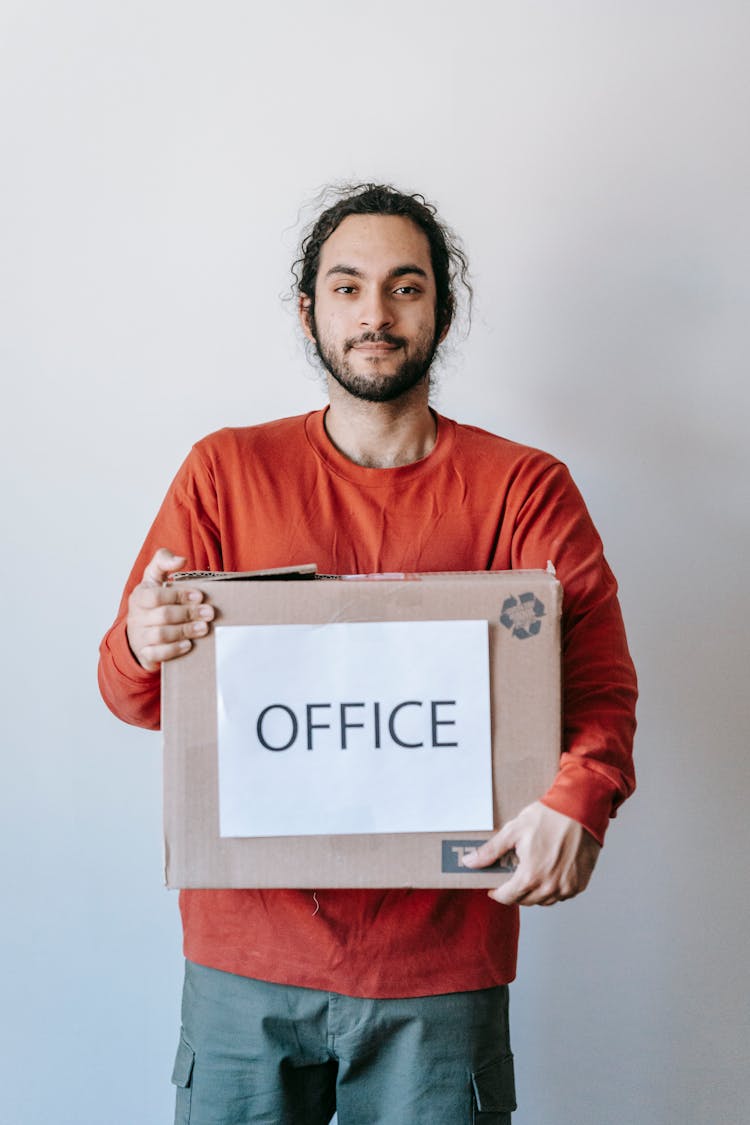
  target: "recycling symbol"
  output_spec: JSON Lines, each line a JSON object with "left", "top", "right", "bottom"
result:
{"left": 499, "top": 592, "right": 545, "bottom": 639}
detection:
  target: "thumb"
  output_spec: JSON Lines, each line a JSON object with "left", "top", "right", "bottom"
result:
{"left": 461, "top": 818, "right": 519, "bottom": 869}
{"left": 142, "top": 548, "right": 186, "bottom": 586}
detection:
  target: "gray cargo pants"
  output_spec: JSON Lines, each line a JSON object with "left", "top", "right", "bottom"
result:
{"left": 172, "top": 960, "right": 516, "bottom": 1124}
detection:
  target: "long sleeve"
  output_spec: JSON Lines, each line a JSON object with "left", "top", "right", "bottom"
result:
{"left": 98, "top": 445, "right": 224, "bottom": 730}
{"left": 96, "top": 413, "right": 637, "bottom": 998}
{"left": 506, "top": 460, "right": 637, "bottom": 844}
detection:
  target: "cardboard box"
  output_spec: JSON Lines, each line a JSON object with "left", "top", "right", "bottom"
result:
{"left": 162, "top": 568, "right": 562, "bottom": 889}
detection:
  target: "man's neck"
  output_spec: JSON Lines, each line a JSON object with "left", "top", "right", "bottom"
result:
{"left": 324, "top": 382, "right": 437, "bottom": 468}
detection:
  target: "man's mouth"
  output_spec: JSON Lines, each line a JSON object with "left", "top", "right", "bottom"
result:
{"left": 347, "top": 334, "right": 404, "bottom": 355}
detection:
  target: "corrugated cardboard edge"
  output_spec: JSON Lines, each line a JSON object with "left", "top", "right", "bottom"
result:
{"left": 171, "top": 563, "right": 318, "bottom": 582}
{"left": 163, "top": 570, "right": 562, "bottom": 889}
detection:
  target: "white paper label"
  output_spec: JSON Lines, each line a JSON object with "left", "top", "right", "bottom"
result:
{"left": 215, "top": 619, "right": 493, "bottom": 837}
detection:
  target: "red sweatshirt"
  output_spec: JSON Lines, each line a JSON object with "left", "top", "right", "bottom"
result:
{"left": 99, "top": 410, "right": 637, "bottom": 997}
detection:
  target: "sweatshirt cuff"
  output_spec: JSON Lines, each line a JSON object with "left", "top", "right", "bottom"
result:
{"left": 539, "top": 761, "right": 619, "bottom": 846}
{"left": 103, "top": 619, "right": 159, "bottom": 686}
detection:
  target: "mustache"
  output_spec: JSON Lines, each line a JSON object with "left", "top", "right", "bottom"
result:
{"left": 344, "top": 331, "right": 406, "bottom": 351}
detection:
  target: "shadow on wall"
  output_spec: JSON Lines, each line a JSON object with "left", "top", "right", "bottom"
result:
{"left": 507, "top": 214, "right": 750, "bottom": 1122}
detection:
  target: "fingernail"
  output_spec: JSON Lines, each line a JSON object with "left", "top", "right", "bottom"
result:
{"left": 187, "top": 591, "right": 202, "bottom": 602}
{"left": 461, "top": 849, "right": 478, "bottom": 867}
{"left": 198, "top": 606, "right": 213, "bottom": 619}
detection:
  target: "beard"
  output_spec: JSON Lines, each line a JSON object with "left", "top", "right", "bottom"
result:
{"left": 311, "top": 320, "right": 439, "bottom": 403}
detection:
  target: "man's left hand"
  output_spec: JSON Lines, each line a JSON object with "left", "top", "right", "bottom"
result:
{"left": 461, "top": 801, "right": 601, "bottom": 907}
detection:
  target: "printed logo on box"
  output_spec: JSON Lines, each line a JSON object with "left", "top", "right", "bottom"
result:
{"left": 441, "top": 840, "right": 519, "bottom": 873}
{"left": 499, "top": 592, "right": 545, "bottom": 639}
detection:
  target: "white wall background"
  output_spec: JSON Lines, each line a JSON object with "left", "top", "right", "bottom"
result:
{"left": 2, "top": 2, "right": 748, "bottom": 1122}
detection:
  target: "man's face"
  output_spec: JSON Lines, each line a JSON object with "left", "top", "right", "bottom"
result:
{"left": 300, "top": 214, "right": 446, "bottom": 403}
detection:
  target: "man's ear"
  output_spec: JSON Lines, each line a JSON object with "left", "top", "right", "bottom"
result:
{"left": 299, "top": 294, "right": 315, "bottom": 342}
{"left": 436, "top": 296, "right": 454, "bottom": 344}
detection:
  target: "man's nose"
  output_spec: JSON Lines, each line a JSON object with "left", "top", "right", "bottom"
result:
{"left": 359, "top": 291, "right": 393, "bottom": 330}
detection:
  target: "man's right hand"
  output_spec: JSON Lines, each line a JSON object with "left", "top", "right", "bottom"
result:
{"left": 126, "top": 548, "right": 215, "bottom": 671}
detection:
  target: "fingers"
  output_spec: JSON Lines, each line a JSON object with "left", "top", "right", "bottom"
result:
{"left": 130, "top": 609, "right": 214, "bottom": 672}
{"left": 126, "top": 548, "right": 215, "bottom": 671}
{"left": 460, "top": 822, "right": 518, "bottom": 871}
{"left": 489, "top": 874, "right": 564, "bottom": 908}
{"left": 140, "top": 616, "right": 212, "bottom": 646}
{"left": 493, "top": 873, "right": 583, "bottom": 907}
{"left": 142, "top": 548, "right": 186, "bottom": 586}
{"left": 487, "top": 838, "right": 597, "bottom": 907}
{"left": 487, "top": 864, "right": 543, "bottom": 907}
{"left": 131, "top": 590, "right": 211, "bottom": 619}
{"left": 461, "top": 801, "right": 601, "bottom": 908}
{"left": 138, "top": 637, "right": 193, "bottom": 672}
{"left": 128, "top": 586, "right": 215, "bottom": 628}
{"left": 129, "top": 604, "right": 215, "bottom": 671}
{"left": 461, "top": 819, "right": 519, "bottom": 886}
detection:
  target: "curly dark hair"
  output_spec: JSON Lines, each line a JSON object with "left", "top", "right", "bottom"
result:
{"left": 293, "top": 183, "right": 472, "bottom": 339}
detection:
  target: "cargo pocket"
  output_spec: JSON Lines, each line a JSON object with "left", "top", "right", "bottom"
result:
{"left": 471, "top": 1053, "right": 517, "bottom": 1123}
{"left": 171, "top": 1033, "right": 195, "bottom": 1125}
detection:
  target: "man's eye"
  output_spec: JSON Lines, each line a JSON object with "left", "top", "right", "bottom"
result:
{"left": 334, "top": 286, "right": 357, "bottom": 295}
{"left": 394, "top": 286, "right": 419, "bottom": 295}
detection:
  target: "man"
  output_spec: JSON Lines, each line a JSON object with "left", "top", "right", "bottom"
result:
{"left": 99, "top": 183, "right": 637, "bottom": 1124}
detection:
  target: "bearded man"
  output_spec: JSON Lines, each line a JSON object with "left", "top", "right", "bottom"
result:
{"left": 99, "top": 183, "right": 637, "bottom": 1125}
